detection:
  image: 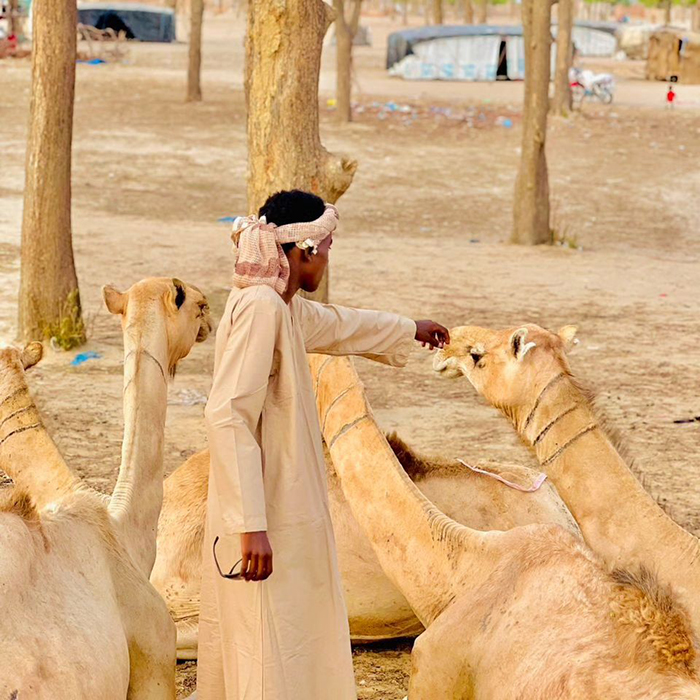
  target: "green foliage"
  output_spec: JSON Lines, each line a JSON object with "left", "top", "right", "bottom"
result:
{"left": 41, "top": 289, "right": 87, "bottom": 351}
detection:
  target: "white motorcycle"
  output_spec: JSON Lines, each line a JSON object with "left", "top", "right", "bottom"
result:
{"left": 569, "top": 67, "right": 615, "bottom": 105}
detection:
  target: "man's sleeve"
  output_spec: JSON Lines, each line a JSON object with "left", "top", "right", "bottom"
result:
{"left": 204, "top": 298, "right": 278, "bottom": 535}
{"left": 296, "top": 297, "right": 416, "bottom": 367}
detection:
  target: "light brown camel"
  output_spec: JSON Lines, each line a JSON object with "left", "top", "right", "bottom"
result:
{"left": 0, "top": 278, "right": 211, "bottom": 699}
{"left": 433, "top": 323, "right": 700, "bottom": 641}
{"left": 154, "top": 407, "right": 579, "bottom": 659}
{"left": 312, "top": 354, "right": 700, "bottom": 699}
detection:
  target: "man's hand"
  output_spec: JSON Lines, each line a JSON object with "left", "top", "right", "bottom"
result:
{"left": 240, "top": 531, "right": 273, "bottom": 581}
{"left": 415, "top": 320, "right": 450, "bottom": 350}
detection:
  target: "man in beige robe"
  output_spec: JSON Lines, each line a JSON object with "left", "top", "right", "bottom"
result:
{"left": 197, "top": 190, "right": 449, "bottom": 700}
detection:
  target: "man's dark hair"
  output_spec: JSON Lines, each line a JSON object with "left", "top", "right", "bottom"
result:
{"left": 258, "top": 190, "right": 325, "bottom": 227}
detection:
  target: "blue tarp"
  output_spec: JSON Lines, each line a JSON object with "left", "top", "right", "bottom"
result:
{"left": 77, "top": 2, "right": 176, "bottom": 43}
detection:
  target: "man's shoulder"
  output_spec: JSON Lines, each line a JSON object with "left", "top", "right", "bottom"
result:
{"left": 231, "top": 285, "right": 287, "bottom": 316}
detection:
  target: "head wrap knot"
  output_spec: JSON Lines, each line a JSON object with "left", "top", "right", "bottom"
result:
{"left": 231, "top": 204, "right": 338, "bottom": 294}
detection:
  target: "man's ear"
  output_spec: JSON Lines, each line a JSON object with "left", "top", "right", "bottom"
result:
{"left": 510, "top": 328, "right": 536, "bottom": 361}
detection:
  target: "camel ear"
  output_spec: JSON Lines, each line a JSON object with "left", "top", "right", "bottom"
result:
{"left": 172, "top": 279, "right": 186, "bottom": 310}
{"left": 510, "top": 328, "right": 536, "bottom": 362}
{"left": 558, "top": 325, "right": 579, "bottom": 352}
{"left": 103, "top": 285, "right": 126, "bottom": 315}
{"left": 21, "top": 342, "right": 43, "bottom": 370}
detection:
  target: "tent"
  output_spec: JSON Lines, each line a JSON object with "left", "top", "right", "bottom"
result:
{"left": 566, "top": 21, "right": 618, "bottom": 57}
{"left": 77, "top": 2, "right": 176, "bottom": 42}
{"left": 387, "top": 22, "right": 618, "bottom": 82}
{"left": 387, "top": 25, "right": 528, "bottom": 81}
{"left": 646, "top": 27, "right": 700, "bottom": 83}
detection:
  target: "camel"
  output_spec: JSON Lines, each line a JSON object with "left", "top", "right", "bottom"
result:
{"left": 0, "top": 278, "right": 211, "bottom": 699}
{"left": 311, "top": 354, "right": 700, "bottom": 699}
{"left": 154, "top": 405, "right": 579, "bottom": 659}
{"left": 432, "top": 323, "right": 700, "bottom": 641}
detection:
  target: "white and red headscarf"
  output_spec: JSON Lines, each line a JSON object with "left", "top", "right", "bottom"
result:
{"left": 231, "top": 204, "right": 339, "bottom": 295}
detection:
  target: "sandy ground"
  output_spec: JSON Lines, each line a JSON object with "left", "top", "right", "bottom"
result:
{"left": 2, "top": 11, "right": 700, "bottom": 699}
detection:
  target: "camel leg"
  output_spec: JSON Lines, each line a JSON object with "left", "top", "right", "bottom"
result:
{"left": 176, "top": 617, "right": 199, "bottom": 661}
{"left": 407, "top": 609, "right": 474, "bottom": 700}
{"left": 124, "top": 588, "right": 178, "bottom": 699}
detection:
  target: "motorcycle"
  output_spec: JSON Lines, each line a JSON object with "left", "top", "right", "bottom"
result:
{"left": 569, "top": 67, "right": 615, "bottom": 105}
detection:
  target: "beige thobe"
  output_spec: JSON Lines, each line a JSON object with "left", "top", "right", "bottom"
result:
{"left": 197, "top": 285, "right": 416, "bottom": 700}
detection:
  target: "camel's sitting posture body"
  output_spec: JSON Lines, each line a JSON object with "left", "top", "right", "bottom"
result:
{"left": 313, "top": 355, "right": 700, "bottom": 699}
{"left": 0, "top": 278, "right": 211, "bottom": 700}
{"left": 154, "top": 408, "right": 579, "bottom": 659}
{"left": 433, "top": 323, "right": 700, "bottom": 641}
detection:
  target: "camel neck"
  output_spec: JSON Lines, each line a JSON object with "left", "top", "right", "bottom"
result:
{"left": 0, "top": 368, "right": 77, "bottom": 506}
{"left": 315, "top": 356, "right": 503, "bottom": 625}
{"left": 109, "top": 318, "right": 169, "bottom": 577}
{"left": 517, "top": 373, "right": 700, "bottom": 625}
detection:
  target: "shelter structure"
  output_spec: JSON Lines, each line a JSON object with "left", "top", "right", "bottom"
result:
{"left": 387, "top": 21, "right": 618, "bottom": 82}
{"left": 646, "top": 27, "right": 700, "bottom": 83}
{"left": 76, "top": 2, "right": 176, "bottom": 42}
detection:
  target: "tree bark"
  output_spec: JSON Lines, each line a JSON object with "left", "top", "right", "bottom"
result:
{"left": 186, "top": 0, "right": 204, "bottom": 101}
{"left": 19, "top": 0, "right": 85, "bottom": 346}
{"left": 432, "top": 0, "right": 443, "bottom": 23}
{"left": 693, "top": 3, "right": 700, "bottom": 32}
{"left": 8, "top": 0, "right": 19, "bottom": 36}
{"left": 334, "top": 0, "right": 362, "bottom": 122}
{"left": 664, "top": 0, "right": 672, "bottom": 25}
{"left": 552, "top": 0, "right": 574, "bottom": 116}
{"left": 463, "top": 0, "right": 474, "bottom": 23}
{"left": 476, "top": 0, "right": 487, "bottom": 23}
{"left": 512, "top": 0, "right": 552, "bottom": 246}
{"left": 246, "top": 0, "right": 357, "bottom": 302}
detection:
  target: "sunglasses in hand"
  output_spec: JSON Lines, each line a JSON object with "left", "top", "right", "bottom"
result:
{"left": 213, "top": 535, "right": 244, "bottom": 580}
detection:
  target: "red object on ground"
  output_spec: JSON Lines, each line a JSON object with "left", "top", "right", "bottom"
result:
{"left": 667, "top": 88, "right": 676, "bottom": 103}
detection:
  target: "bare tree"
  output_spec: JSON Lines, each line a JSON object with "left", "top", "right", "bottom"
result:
{"left": 512, "top": 0, "right": 552, "bottom": 245}
{"left": 693, "top": 2, "right": 700, "bottom": 32}
{"left": 552, "top": 0, "right": 574, "bottom": 116}
{"left": 334, "top": 0, "right": 362, "bottom": 122}
{"left": 246, "top": 0, "right": 357, "bottom": 301}
{"left": 8, "top": 0, "right": 19, "bottom": 35}
{"left": 462, "top": 0, "right": 474, "bottom": 23}
{"left": 186, "top": 0, "right": 204, "bottom": 101}
{"left": 19, "top": 0, "right": 85, "bottom": 347}
{"left": 432, "top": 0, "right": 443, "bottom": 23}
{"left": 476, "top": 0, "right": 487, "bottom": 23}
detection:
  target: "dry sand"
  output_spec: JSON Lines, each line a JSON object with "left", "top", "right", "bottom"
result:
{"left": 1, "top": 12, "right": 699, "bottom": 699}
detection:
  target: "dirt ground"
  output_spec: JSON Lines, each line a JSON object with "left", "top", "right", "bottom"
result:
{"left": 2, "top": 11, "right": 700, "bottom": 699}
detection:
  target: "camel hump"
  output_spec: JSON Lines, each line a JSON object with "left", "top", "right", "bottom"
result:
{"left": 611, "top": 567, "right": 697, "bottom": 678}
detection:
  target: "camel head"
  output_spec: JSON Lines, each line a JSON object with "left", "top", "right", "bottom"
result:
{"left": 103, "top": 278, "right": 212, "bottom": 373}
{"left": 433, "top": 324, "right": 578, "bottom": 419}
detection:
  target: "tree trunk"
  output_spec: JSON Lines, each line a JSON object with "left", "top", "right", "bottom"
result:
{"left": 693, "top": 3, "right": 700, "bottom": 32}
{"left": 664, "top": 0, "right": 672, "bottom": 25}
{"left": 512, "top": 0, "right": 552, "bottom": 246}
{"left": 246, "top": 0, "right": 357, "bottom": 302}
{"left": 552, "top": 0, "right": 573, "bottom": 116}
{"left": 19, "top": 0, "right": 85, "bottom": 347}
{"left": 476, "top": 0, "right": 487, "bottom": 24}
{"left": 432, "top": 0, "right": 443, "bottom": 23}
{"left": 8, "top": 0, "right": 19, "bottom": 36}
{"left": 334, "top": 0, "right": 361, "bottom": 123}
{"left": 186, "top": 0, "right": 204, "bottom": 101}
{"left": 402, "top": 0, "right": 408, "bottom": 24}
{"left": 463, "top": 0, "right": 474, "bottom": 24}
